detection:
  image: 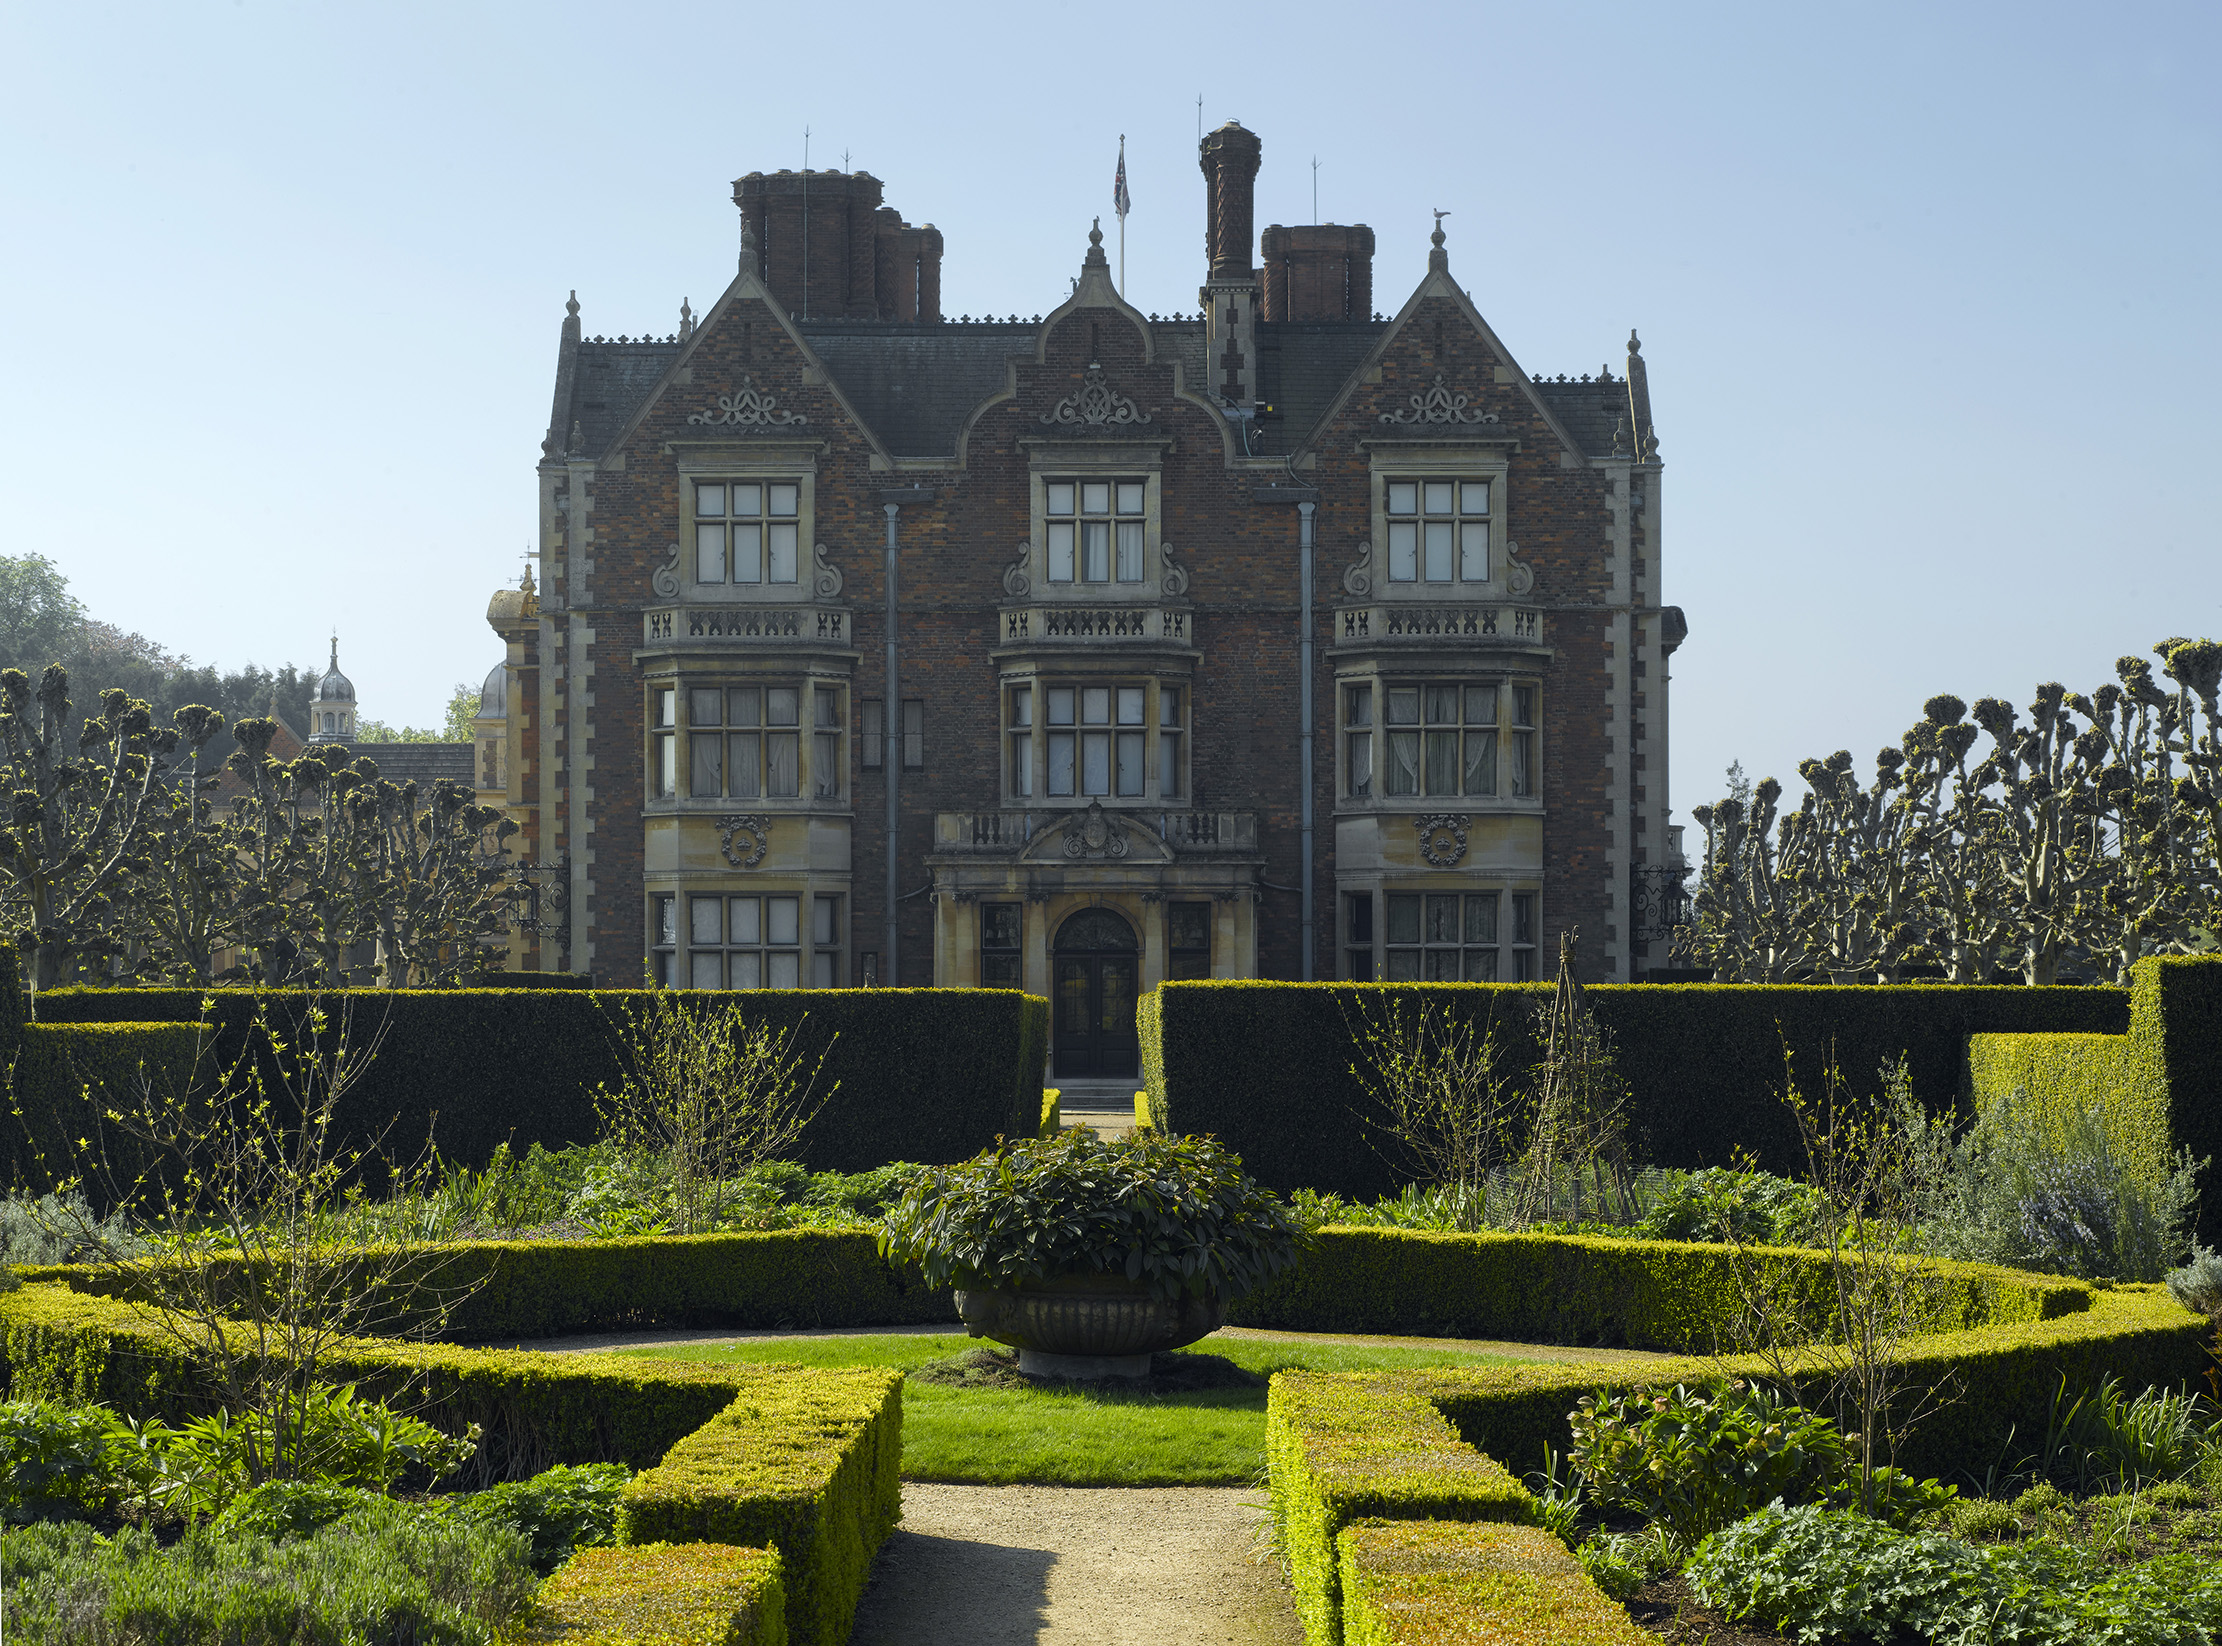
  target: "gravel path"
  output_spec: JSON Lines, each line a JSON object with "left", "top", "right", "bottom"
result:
{"left": 848, "top": 1484, "right": 1301, "bottom": 1645}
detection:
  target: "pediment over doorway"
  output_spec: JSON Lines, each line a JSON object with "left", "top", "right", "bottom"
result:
{"left": 1015, "top": 801, "right": 1174, "bottom": 866}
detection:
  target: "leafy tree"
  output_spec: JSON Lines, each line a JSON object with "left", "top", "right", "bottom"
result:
{"left": 0, "top": 554, "right": 85, "bottom": 671}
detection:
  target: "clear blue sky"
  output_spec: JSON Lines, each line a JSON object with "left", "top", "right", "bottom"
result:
{"left": 5, "top": 1, "right": 2215, "bottom": 833}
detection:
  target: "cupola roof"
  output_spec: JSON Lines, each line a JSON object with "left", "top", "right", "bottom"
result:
{"left": 311, "top": 636, "right": 355, "bottom": 704}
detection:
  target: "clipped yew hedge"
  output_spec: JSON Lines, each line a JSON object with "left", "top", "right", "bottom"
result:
{"left": 1140, "top": 980, "right": 2128, "bottom": 1200}
{"left": 25, "top": 986, "right": 1048, "bottom": 1181}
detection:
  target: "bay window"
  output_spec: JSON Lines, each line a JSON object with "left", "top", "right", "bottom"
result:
{"left": 650, "top": 890, "right": 843, "bottom": 988}
{"left": 1345, "top": 677, "right": 1535, "bottom": 802}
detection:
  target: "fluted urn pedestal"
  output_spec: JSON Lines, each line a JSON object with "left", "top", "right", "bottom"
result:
{"left": 954, "top": 1272, "right": 1227, "bottom": 1379}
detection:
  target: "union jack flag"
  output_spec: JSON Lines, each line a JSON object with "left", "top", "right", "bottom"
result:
{"left": 1114, "top": 140, "right": 1130, "bottom": 221}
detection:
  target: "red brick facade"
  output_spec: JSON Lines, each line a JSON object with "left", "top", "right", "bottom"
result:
{"left": 517, "top": 124, "right": 1684, "bottom": 1034}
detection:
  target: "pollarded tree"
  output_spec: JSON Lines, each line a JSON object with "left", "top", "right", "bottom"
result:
{"left": 352, "top": 767, "right": 521, "bottom": 986}
{"left": 0, "top": 666, "right": 223, "bottom": 991}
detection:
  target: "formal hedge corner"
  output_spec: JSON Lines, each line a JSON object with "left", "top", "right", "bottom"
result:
{"left": 1140, "top": 978, "right": 2131, "bottom": 1199}
{"left": 1970, "top": 955, "right": 2222, "bottom": 1239}
{"left": 26, "top": 985, "right": 1050, "bottom": 1180}
{"left": 1337, "top": 1519, "right": 1649, "bottom": 1646}
{"left": 1039, "top": 1087, "right": 1062, "bottom": 1137}
{"left": 513, "top": 1541, "right": 787, "bottom": 1646}
{"left": 618, "top": 1368, "right": 902, "bottom": 1646}
{"left": 0, "top": 1280, "right": 901, "bottom": 1646}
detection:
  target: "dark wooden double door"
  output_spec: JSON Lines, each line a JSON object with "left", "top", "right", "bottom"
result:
{"left": 1051, "top": 909, "right": 1138, "bottom": 1081}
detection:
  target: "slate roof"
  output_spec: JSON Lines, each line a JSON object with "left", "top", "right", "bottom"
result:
{"left": 350, "top": 743, "right": 475, "bottom": 790}
{"left": 568, "top": 340, "right": 682, "bottom": 456}
{"left": 1533, "top": 378, "right": 1632, "bottom": 459}
{"left": 551, "top": 319, "right": 1637, "bottom": 464}
{"left": 798, "top": 322, "right": 1035, "bottom": 458}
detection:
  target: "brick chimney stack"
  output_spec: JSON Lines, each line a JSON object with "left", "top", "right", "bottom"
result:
{"left": 1198, "top": 121, "right": 1263, "bottom": 406}
{"left": 1260, "top": 224, "right": 1375, "bottom": 322}
{"left": 732, "top": 170, "right": 942, "bottom": 321}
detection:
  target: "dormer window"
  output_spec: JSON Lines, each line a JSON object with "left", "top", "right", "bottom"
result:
{"left": 1046, "top": 479, "right": 1146, "bottom": 585}
{"left": 1385, "top": 479, "right": 1490, "bottom": 583}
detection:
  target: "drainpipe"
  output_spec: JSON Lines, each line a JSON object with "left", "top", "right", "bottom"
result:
{"left": 878, "top": 489, "right": 933, "bottom": 985}
{"left": 1298, "top": 500, "right": 1316, "bottom": 980}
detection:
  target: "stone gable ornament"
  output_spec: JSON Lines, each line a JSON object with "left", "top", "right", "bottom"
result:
{"left": 1040, "top": 365, "right": 1152, "bottom": 429}
{"left": 1414, "top": 814, "right": 1470, "bottom": 868}
{"left": 1002, "top": 542, "right": 1033, "bottom": 599}
{"left": 811, "top": 543, "right": 843, "bottom": 598}
{"left": 1342, "top": 540, "right": 1374, "bottom": 597}
{"left": 1379, "top": 374, "right": 1499, "bottom": 427}
{"left": 1159, "top": 541, "right": 1189, "bottom": 597}
{"left": 717, "top": 814, "right": 772, "bottom": 868}
{"left": 688, "top": 374, "right": 808, "bottom": 427}
{"left": 1062, "top": 799, "right": 1130, "bottom": 859}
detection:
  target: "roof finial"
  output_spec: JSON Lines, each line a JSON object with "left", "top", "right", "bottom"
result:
{"left": 561, "top": 290, "right": 581, "bottom": 347}
{"left": 1082, "top": 216, "right": 1109, "bottom": 271}
{"left": 568, "top": 418, "right": 584, "bottom": 455}
{"left": 679, "top": 297, "right": 695, "bottom": 339}
{"left": 565, "top": 290, "right": 579, "bottom": 321}
{"left": 1429, "top": 209, "right": 1450, "bottom": 273}
{"left": 739, "top": 218, "right": 761, "bottom": 280}
{"left": 329, "top": 632, "right": 339, "bottom": 672}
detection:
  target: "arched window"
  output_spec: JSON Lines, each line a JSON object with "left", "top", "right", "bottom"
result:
{"left": 1053, "top": 907, "right": 1136, "bottom": 952}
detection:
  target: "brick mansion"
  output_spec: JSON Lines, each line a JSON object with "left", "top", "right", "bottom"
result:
{"left": 476, "top": 121, "right": 1688, "bottom": 1082}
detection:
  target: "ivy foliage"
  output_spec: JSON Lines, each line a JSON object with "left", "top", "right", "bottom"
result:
{"left": 877, "top": 1129, "right": 1300, "bottom": 1304}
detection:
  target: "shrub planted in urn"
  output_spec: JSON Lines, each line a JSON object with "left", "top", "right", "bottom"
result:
{"left": 879, "top": 1130, "right": 1300, "bottom": 1378}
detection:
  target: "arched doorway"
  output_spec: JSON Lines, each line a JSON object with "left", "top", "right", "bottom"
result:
{"left": 1052, "top": 908, "right": 1139, "bottom": 1080}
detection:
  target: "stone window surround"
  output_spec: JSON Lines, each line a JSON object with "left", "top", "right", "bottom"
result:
{"left": 1023, "top": 445, "right": 1167, "bottom": 602}
{"left": 645, "top": 880, "right": 850, "bottom": 989}
{"left": 1339, "top": 879, "right": 1543, "bottom": 983}
{"left": 641, "top": 663, "right": 853, "bottom": 815}
{"left": 1366, "top": 448, "right": 1511, "bottom": 598}
{"left": 997, "top": 664, "right": 1192, "bottom": 807}
{"left": 675, "top": 446, "right": 820, "bottom": 604}
{"left": 1331, "top": 665, "right": 1543, "bottom": 814}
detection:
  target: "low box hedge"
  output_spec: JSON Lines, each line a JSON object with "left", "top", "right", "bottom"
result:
{"left": 1336, "top": 1519, "right": 1649, "bottom": 1646}
{"left": 27, "top": 986, "right": 1049, "bottom": 1181}
{"left": 17, "top": 1227, "right": 958, "bottom": 1343}
{"left": 618, "top": 1370, "right": 900, "bottom": 1646}
{"left": 0, "top": 1282, "right": 899, "bottom": 1646}
{"left": 1269, "top": 1369, "right": 1533, "bottom": 1644}
{"left": 1269, "top": 1281, "right": 2207, "bottom": 1644}
{"left": 1230, "top": 1226, "right": 2089, "bottom": 1352}
{"left": 513, "top": 1542, "right": 786, "bottom": 1646}
{"left": 1140, "top": 979, "right": 2129, "bottom": 1199}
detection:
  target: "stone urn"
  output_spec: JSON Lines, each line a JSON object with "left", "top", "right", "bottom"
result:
{"left": 955, "top": 1271, "right": 1227, "bottom": 1380}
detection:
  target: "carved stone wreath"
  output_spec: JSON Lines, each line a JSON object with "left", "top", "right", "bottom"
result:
{"left": 1040, "top": 366, "right": 1152, "bottom": 429}
{"left": 1062, "top": 799, "right": 1130, "bottom": 859}
{"left": 717, "top": 814, "right": 772, "bottom": 868}
{"left": 688, "top": 375, "right": 808, "bottom": 427}
{"left": 1414, "top": 814, "right": 1470, "bottom": 868}
{"left": 1379, "top": 375, "right": 1499, "bottom": 426}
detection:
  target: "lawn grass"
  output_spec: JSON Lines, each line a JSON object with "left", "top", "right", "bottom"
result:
{"left": 618, "top": 1330, "right": 1537, "bottom": 1486}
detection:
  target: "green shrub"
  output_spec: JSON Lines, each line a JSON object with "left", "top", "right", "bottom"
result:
{"left": 1687, "top": 1500, "right": 2222, "bottom": 1645}
{"left": 878, "top": 1130, "right": 1300, "bottom": 1305}
{"left": 1908, "top": 1083, "right": 2201, "bottom": 1282}
{"left": 0, "top": 1398, "right": 128, "bottom": 1523}
{"left": 1141, "top": 979, "right": 2129, "bottom": 1200}
{"left": 513, "top": 1541, "right": 786, "bottom": 1646}
{"left": 1633, "top": 1167, "right": 1820, "bottom": 1245}
{"left": 617, "top": 1371, "right": 900, "bottom": 1646}
{"left": 212, "top": 1478, "right": 381, "bottom": 1541}
{"left": 456, "top": 1461, "right": 629, "bottom": 1574}
{"left": 1570, "top": 1382, "right": 1847, "bottom": 1545}
{"left": 1335, "top": 1518, "right": 1651, "bottom": 1646}
{"left": 0, "top": 1191, "right": 146, "bottom": 1266}
{"left": 28, "top": 986, "right": 1048, "bottom": 1180}
{"left": 0, "top": 1497, "right": 537, "bottom": 1646}
{"left": 1575, "top": 1530, "right": 1674, "bottom": 1602}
